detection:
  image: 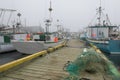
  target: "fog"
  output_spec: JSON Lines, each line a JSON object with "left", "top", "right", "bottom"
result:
{"left": 0, "top": 0, "right": 120, "bottom": 32}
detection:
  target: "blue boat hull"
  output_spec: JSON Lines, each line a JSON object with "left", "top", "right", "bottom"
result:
{"left": 109, "top": 40, "right": 120, "bottom": 54}
{"left": 95, "top": 43, "right": 109, "bottom": 53}
{"left": 87, "top": 39, "right": 120, "bottom": 54}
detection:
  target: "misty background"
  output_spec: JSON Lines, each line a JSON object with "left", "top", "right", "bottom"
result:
{"left": 0, "top": 0, "right": 120, "bottom": 32}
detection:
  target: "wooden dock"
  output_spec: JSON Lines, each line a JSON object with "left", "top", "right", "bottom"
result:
{"left": 0, "top": 39, "right": 84, "bottom": 80}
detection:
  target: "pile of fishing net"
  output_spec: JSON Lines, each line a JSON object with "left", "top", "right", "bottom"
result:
{"left": 64, "top": 49, "right": 120, "bottom": 80}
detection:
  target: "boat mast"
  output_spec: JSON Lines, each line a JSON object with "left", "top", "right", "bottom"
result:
{"left": 49, "top": 0, "right": 52, "bottom": 21}
{"left": 98, "top": 0, "right": 102, "bottom": 26}
{"left": 45, "top": 0, "right": 53, "bottom": 33}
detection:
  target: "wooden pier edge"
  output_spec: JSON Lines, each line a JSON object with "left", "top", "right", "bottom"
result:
{"left": 0, "top": 40, "right": 67, "bottom": 73}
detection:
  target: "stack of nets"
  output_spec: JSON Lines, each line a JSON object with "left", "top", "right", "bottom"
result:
{"left": 64, "top": 49, "right": 120, "bottom": 80}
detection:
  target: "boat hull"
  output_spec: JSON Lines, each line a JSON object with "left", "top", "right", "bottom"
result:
{"left": 87, "top": 39, "right": 120, "bottom": 54}
{"left": 0, "top": 35, "right": 16, "bottom": 53}
{"left": 0, "top": 44, "right": 15, "bottom": 53}
{"left": 12, "top": 40, "right": 64, "bottom": 54}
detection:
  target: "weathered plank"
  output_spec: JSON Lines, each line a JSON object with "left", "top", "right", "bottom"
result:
{"left": 0, "top": 39, "right": 84, "bottom": 80}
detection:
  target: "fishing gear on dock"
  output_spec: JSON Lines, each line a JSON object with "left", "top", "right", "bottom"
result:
{"left": 64, "top": 48, "right": 120, "bottom": 80}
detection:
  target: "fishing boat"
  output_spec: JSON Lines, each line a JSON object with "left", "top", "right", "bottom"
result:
{"left": 12, "top": 32, "right": 64, "bottom": 54}
{"left": 0, "top": 8, "right": 36, "bottom": 53}
{"left": 79, "top": 31, "right": 87, "bottom": 41}
{"left": 0, "top": 8, "right": 17, "bottom": 53}
{"left": 11, "top": 0, "right": 65, "bottom": 54}
{"left": 86, "top": 3, "right": 120, "bottom": 54}
{"left": 11, "top": 19, "right": 65, "bottom": 55}
{"left": 0, "top": 34, "right": 15, "bottom": 53}
{"left": 0, "top": 26, "right": 30, "bottom": 53}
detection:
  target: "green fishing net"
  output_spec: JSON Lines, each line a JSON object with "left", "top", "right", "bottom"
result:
{"left": 64, "top": 49, "right": 120, "bottom": 80}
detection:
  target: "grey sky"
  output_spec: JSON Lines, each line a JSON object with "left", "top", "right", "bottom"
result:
{"left": 0, "top": 0, "right": 120, "bottom": 32}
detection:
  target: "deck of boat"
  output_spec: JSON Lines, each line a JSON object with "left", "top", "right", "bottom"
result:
{"left": 0, "top": 39, "right": 84, "bottom": 80}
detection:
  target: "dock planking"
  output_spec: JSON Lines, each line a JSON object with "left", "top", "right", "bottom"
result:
{"left": 0, "top": 39, "right": 84, "bottom": 80}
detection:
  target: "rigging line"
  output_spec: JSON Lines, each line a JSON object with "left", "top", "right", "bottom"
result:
{"left": 0, "top": 11, "right": 3, "bottom": 26}
{"left": 88, "top": 12, "right": 98, "bottom": 26}
{"left": 106, "top": 14, "right": 112, "bottom": 25}
{"left": 1, "top": 11, "right": 6, "bottom": 26}
{"left": 0, "top": 11, "right": 3, "bottom": 19}
{"left": 7, "top": 11, "right": 13, "bottom": 26}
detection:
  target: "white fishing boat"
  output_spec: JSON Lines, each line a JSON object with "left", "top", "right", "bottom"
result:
{"left": 0, "top": 33, "right": 27, "bottom": 53}
{"left": 0, "top": 8, "right": 17, "bottom": 53}
{"left": 12, "top": 0, "right": 65, "bottom": 54}
{"left": 0, "top": 35, "right": 14, "bottom": 53}
{"left": 12, "top": 33, "right": 64, "bottom": 54}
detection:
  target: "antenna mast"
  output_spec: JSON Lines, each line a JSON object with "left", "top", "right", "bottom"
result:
{"left": 49, "top": 0, "right": 53, "bottom": 21}
{"left": 100, "top": 0, "right": 101, "bottom": 7}
{"left": 98, "top": 0, "right": 102, "bottom": 26}
{"left": 45, "top": 0, "right": 53, "bottom": 33}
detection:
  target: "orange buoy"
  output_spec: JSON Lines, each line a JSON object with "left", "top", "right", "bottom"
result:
{"left": 54, "top": 37, "right": 58, "bottom": 42}
{"left": 26, "top": 34, "right": 31, "bottom": 41}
